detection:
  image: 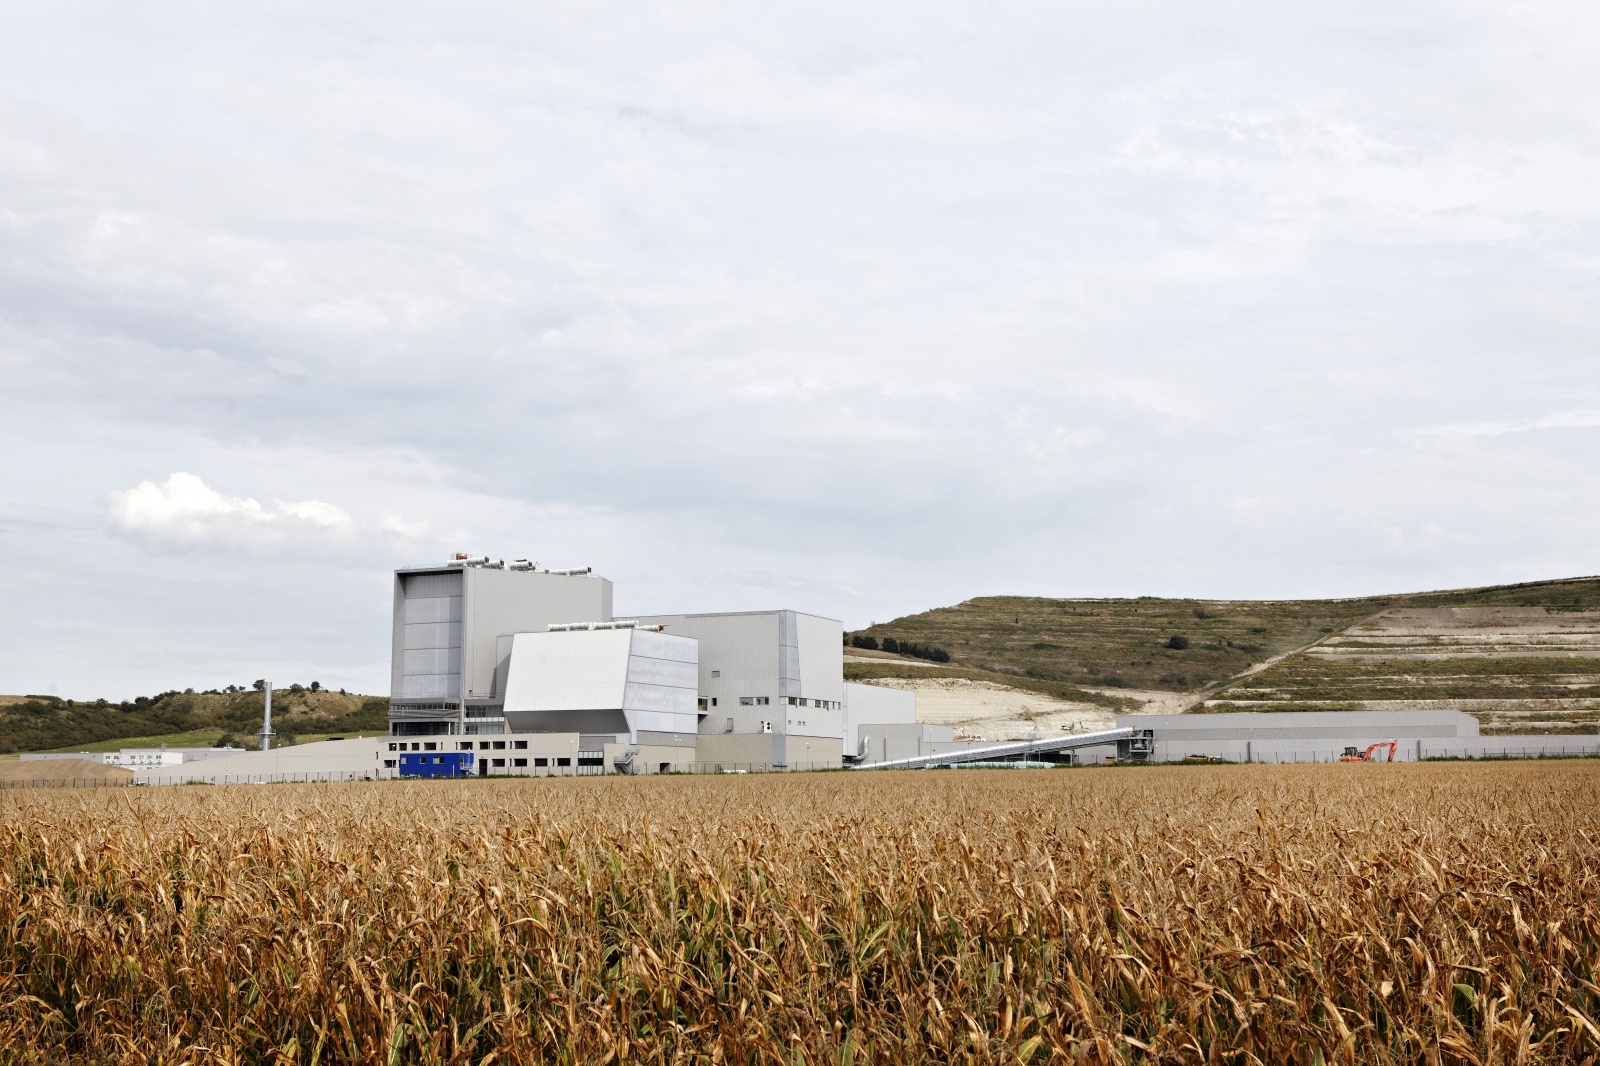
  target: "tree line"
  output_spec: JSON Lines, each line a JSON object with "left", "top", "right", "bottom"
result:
{"left": 847, "top": 634, "right": 952, "bottom": 663}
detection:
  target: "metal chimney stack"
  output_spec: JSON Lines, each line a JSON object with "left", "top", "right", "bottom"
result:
{"left": 258, "top": 682, "right": 275, "bottom": 751}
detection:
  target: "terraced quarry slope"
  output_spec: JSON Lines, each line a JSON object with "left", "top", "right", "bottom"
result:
{"left": 855, "top": 577, "right": 1600, "bottom": 736}
{"left": 1204, "top": 603, "right": 1600, "bottom": 732}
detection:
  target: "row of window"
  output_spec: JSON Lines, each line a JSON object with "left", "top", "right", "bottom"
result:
{"left": 383, "top": 757, "right": 573, "bottom": 769}
{"left": 387, "top": 740, "right": 537, "bottom": 752}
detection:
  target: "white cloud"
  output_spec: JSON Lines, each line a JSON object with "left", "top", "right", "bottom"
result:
{"left": 106, "top": 472, "right": 398, "bottom": 552}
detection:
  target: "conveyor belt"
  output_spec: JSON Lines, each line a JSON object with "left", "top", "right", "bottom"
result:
{"left": 852, "top": 727, "right": 1136, "bottom": 770}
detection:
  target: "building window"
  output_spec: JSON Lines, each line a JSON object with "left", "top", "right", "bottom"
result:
{"left": 756, "top": 697, "right": 769, "bottom": 705}
{"left": 578, "top": 756, "right": 604, "bottom": 767}
{"left": 740, "top": 696, "right": 769, "bottom": 706}
{"left": 493, "top": 741, "right": 505, "bottom": 750}
{"left": 711, "top": 697, "right": 717, "bottom": 707}
{"left": 492, "top": 759, "right": 505, "bottom": 767}
{"left": 514, "top": 740, "right": 527, "bottom": 750}
{"left": 535, "top": 758, "right": 548, "bottom": 767}
{"left": 711, "top": 670, "right": 720, "bottom": 678}
{"left": 411, "top": 743, "right": 421, "bottom": 751}
{"left": 460, "top": 742, "right": 473, "bottom": 750}
{"left": 480, "top": 742, "right": 490, "bottom": 750}
{"left": 424, "top": 742, "right": 437, "bottom": 751}
{"left": 388, "top": 743, "right": 398, "bottom": 751}
{"left": 383, "top": 759, "right": 396, "bottom": 768}
{"left": 556, "top": 757, "right": 571, "bottom": 767}
{"left": 513, "top": 758, "right": 527, "bottom": 767}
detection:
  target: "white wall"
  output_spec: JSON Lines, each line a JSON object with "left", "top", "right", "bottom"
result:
{"left": 504, "top": 629, "right": 632, "bottom": 712}
{"left": 502, "top": 628, "right": 699, "bottom": 741}
{"left": 795, "top": 612, "right": 844, "bottom": 704}
{"left": 844, "top": 681, "right": 918, "bottom": 742}
{"left": 136, "top": 737, "right": 392, "bottom": 783}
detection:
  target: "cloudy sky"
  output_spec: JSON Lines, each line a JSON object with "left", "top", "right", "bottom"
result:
{"left": 3, "top": 2, "right": 1598, "bottom": 698}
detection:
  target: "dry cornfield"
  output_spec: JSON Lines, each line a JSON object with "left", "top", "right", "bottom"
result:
{"left": 2, "top": 764, "right": 1600, "bottom": 1064}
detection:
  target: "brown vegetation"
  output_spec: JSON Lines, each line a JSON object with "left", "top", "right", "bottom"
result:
{"left": 0, "top": 758, "right": 131, "bottom": 787}
{"left": 2, "top": 764, "right": 1599, "bottom": 1063}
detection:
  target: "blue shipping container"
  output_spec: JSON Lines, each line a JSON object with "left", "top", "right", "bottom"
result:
{"left": 398, "top": 751, "right": 474, "bottom": 778}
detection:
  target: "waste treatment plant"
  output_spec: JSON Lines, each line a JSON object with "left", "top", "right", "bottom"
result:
{"left": 101, "top": 553, "right": 1600, "bottom": 784}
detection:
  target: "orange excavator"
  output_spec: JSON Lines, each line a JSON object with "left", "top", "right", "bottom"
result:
{"left": 1340, "top": 740, "right": 1398, "bottom": 763}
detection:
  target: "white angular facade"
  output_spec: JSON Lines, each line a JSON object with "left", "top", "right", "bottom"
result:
{"left": 502, "top": 628, "right": 700, "bottom": 742}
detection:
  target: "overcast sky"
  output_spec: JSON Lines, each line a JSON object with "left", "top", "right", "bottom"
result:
{"left": 3, "top": 2, "right": 1598, "bottom": 698}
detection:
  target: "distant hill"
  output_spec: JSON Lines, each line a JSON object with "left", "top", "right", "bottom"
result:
{"left": 0, "top": 687, "right": 388, "bottom": 754}
{"left": 851, "top": 576, "right": 1600, "bottom": 734}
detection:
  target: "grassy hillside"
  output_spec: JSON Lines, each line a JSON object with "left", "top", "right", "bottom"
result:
{"left": 852, "top": 594, "right": 1396, "bottom": 692}
{"left": 0, "top": 687, "right": 388, "bottom": 754}
{"left": 856, "top": 576, "right": 1600, "bottom": 733}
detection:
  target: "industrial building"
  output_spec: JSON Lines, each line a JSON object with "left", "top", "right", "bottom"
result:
{"left": 379, "top": 554, "right": 919, "bottom": 772}
{"left": 103, "top": 553, "right": 1600, "bottom": 785}
{"left": 388, "top": 557, "right": 612, "bottom": 736}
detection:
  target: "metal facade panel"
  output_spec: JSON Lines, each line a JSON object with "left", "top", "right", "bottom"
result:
{"left": 394, "top": 571, "right": 465, "bottom": 703}
{"left": 795, "top": 612, "right": 845, "bottom": 703}
{"left": 403, "top": 622, "right": 461, "bottom": 650}
{"left": 633, "top": 612, "right": 781, "bottom": 734}
{"left": 624, "top": 653, "right": 699, "bottom": 690}
{"left": 461, "top": 569, "right": 612, "bottom": 699}
{"left": 399, "top": 674, "right": 459, "bottom": 699}
{"left": 778, "top": 611, "right": 801, "bottom": 698}
{"left": 630, "top": 629, "right": 697, "bottom": 663}
{"left": 404, "top": 596, "right": 462, "bottom": 623}
{"left": 503, "top": 629, "right": 632, "bottom": 712}
{"left": 402, "top": 648, "right": 462, "bottom": 675}
{"left": 404, "top": 572, "right": 463, "bottom": 598}
{"left": 843, "top": 681, "right": 917, "bottom": 741}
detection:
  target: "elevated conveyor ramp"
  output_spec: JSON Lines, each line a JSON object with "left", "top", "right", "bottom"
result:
{"left": 854, "top": 727, "right": 1136, "bottom": 770}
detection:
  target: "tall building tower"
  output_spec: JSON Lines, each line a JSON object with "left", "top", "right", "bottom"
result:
{"left": 389, "top": 556, "right": 612, "bottom": 736}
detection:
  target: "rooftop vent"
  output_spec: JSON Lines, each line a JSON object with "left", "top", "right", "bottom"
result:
{"left": 547, "top": 620, "right": 661, "bottom": 633}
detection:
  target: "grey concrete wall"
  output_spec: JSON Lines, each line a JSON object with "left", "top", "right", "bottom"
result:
{"left": 1139, "top": 735, "right": 1600, "bottom": 763}
{"left": 854, "top": 722, "right": 954, "bottom": 764}
{"left": 695, "top": 732, "right": 776, "bottom": 764}
{"left": 1120, "top": 709, "right": 1480, "bottom": 741}
{"left": 637, "top": 612, "right": 781, "bottom": 735}
{"left": 778, "top": 733, "right": 843, "bottom": 768}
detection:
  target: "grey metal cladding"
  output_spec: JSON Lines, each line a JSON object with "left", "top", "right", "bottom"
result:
{"left": 623, "top": 682, "right": 694, "bottom": 713}
{"left": 403, "top": 571, "right": 463, "bottom": 598}
{"left": 402, "top": 648, "right": 462, "bottom": 675}
{"left": 404, "top": 622, "right": 461, "bottom": 650}
{"left": 778, "top": 610, "right": 801, "bottom": 698}
{"left": 625, "top": 654, "right": 699, "bottom": 690}
{"left": 404, "top": 596, "right": 462, "bottom": 623}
